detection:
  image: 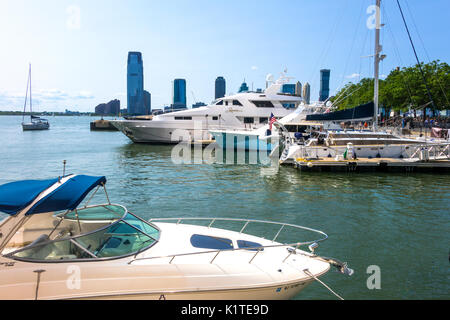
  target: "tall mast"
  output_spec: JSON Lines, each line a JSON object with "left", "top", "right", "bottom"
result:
{"left": 29, "top": 64, "right": 32, "bottom": 118}
{"left": 373, "top": 0, "right": 381, "bottom": 132}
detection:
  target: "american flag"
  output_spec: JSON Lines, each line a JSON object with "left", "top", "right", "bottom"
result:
{"left": 269, "top": 113, "right": 276, "bottom": 131}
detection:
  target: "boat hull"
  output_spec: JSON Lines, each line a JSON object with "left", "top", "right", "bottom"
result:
{"left": 22, "top": 122, "right": 50, "bottom": 131}
{"left": 211, "top": 131, "right": 275, "bottom": 152}
{"left": 73, "top": 279, "right": 317, "bottom": 300}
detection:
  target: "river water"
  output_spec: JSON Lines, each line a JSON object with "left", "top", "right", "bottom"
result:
{"left": 0, "top": 115, "right": 448, "bottom": 300}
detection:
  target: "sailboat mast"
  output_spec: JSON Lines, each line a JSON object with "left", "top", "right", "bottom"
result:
{"left": 22, "top": 64, "right": 31, "bottom": 123}
{"left": 29, "top": 64, "right": 32, "bottom": 118}
{"left": 373, "top": 0, "right": 381, "bottom": 132}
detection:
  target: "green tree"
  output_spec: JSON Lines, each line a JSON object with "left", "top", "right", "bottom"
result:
{"left": 332, "top": 60, "right": 449, "bottom": 112}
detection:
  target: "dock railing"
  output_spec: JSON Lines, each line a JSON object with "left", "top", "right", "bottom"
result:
{"left": 127, "top": 217, "right": 329, "bottom": 265}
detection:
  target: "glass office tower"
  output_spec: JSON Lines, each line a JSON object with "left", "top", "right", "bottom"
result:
{"left": 173, "top": 79, "right": 187, "bottom": 109}
{"left": 127, "top": 52, "right": 145, "bottom": 115}
{"left": 319, "top": 69, "right": 331, "bottom": 102}
{"left": 215, "top": 76, "right": 226, "bottom": 99}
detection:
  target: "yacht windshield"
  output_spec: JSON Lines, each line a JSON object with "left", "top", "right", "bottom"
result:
{"left": 9, "top": 208, "right": 159, "bottom": 262}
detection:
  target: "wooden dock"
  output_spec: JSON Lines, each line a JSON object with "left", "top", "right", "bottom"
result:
{"left": 90, "top": 119, "right": 118, "bottom": 131}
{"left": 294, "top": 157, "right": 450, "bottom": 173}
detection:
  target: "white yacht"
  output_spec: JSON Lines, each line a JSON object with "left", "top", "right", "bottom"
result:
{"left": 111, "top": 75, "right": 303, "bottom": 144}
{"left": 0, "top": 174, "right": 352, "bottom": 300}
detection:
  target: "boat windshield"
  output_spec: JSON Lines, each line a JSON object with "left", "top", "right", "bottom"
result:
{"left": 9, "top": 207, "right": 160, "bottom": 262}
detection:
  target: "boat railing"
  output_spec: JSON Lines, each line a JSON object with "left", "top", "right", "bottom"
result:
{"left": 406, "top": 142, "right": 450, "bottom": 160}
{"left": 127, "top": 217, "right": 328, "bottom": 265}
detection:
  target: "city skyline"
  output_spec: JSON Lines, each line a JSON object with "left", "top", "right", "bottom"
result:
{"left": 0, "top": 0, "right": 449, "bottom": 112}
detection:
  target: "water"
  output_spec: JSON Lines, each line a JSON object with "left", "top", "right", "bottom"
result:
{"left": 0, "top": 115, "right": 449, "bottom": 300}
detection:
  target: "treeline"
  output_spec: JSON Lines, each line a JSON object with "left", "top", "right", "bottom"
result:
{"left": 331, "top": 60, "right": 449, "bottom": 111}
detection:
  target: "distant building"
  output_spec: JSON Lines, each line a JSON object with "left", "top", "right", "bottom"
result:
{"left": 192, "top": 102, "right": 207, "bottom": 108}
{"left": 281, "top": 84, "right": 296, "bottom": 95}
{"left": 238, "top": 81, "right": 249, "bottom": 93}
{"left": 319, "top": 69, "right": 331, "bottom": 102}
{"left": 65, "top": 109, "right": 81, "bottom": 115}
{"left": 144, "top": 90, "right": 151, "bottom": 115}
{"left": 215, "top": 76, "right": 226, "bottom": 99}
{"left": 281, "top": 84, "right": 296, "bottom": 109}
{"left": 173, "top": 79, "right": 187, "bottom": 109}
{"left": 303, "top": 82, "right": 311, "bottom": 104}
{"left": 95, "top": 99, "right": 120, "bottom": 115}
{"left": 127, "top": 52, "right": 146, "bottom": 115}
{"left": 295, "top": 81, "right": 302, "bottom": 97}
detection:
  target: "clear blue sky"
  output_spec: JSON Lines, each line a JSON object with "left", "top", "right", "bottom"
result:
{"left": 0, "top": 0, "right": 448, "bottom": 112}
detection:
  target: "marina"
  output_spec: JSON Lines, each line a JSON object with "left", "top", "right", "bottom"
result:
{"left": 293, "top": 156, "right": 450, "bottom": 173}
{"left": 0, "top": 0, "right": 449, "bottom": 304}
{"left": 0, "top": 115, "right": 448, "bottom": 300}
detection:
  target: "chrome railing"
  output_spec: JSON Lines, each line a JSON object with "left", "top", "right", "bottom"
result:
{"left": 128, "top": 217, "right": 328, "bottom": 265}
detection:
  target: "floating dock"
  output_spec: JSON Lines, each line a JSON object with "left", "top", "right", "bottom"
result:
{"left": 90, "top": 119, "right": 118, "bottom": 131}
{"left": 294, "top": 157, "right": 450, "bottom": 173}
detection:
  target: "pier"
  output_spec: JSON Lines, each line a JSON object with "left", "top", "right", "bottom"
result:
{"left": 294, "top": 157, "right": 450, "bottom": 173}
{"left": 90, "top": 119, "right": 118, "bottom": 131}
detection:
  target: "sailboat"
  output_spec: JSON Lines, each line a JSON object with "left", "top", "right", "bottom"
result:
{"left": 21, "top": 64, "right": 50, "bottom": 131}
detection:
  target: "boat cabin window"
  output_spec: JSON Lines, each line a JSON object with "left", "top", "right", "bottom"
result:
{"left": 190, "top": 234, "right": 233, "bottom": 250}
{"left": 174, "top": 116, "right": 193, "bottom": 120}
{"left": 237, "top": 240, "right": 264, "bottom": 251}
{"left": 8, "top": 209, "right": 160, "bottom": 262}
{"left": 243, "top": 117, "right": 254, "bottom": 124}
{"left": 212, "top": 116, "right": 219, "bottom": 121}
{"left": 259, "top": 117, "right": 268, "bottom": 124}
{"left": 215, "top": 100, "right": 223, "bottom": 105}
{"left": 232, "top": 100, "right": 243, "bottom": 106}
{"left": 250, "top": 101, "right": 275, "bottom": 108}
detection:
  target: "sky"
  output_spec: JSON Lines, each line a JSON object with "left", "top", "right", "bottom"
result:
{"left": 0, "top": 0, "right": 449, "bottom": 112}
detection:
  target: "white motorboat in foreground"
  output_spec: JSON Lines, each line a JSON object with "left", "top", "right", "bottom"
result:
{"left": 111, "top": 74, "right": 303, "bottom": 144}
{"left": 0, "top": 174, "right": 352, "bottom": 300}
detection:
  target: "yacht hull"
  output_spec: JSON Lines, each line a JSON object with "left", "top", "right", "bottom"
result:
{"left": 111, "top": 120, "right": 217, "bottom": 144}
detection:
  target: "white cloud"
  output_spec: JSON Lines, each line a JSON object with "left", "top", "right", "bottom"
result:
{"left": 0, "top": 88, "right": 95, "bottom": 111}
{"left": 346, "top": 73, "right": 361, "bottom": 79}
{"left": 251, "top": 66, "right": 258, "bottom": 71}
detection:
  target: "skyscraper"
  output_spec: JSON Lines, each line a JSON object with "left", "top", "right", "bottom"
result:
{"left": 144, "top": 90, "right": 151, "bottom": 115}
{"left": 215, "top": 76, "right": 226, "bottom": 99}
{"left": 319, "top": 69, "right": 331, "bottom": 102}
{"left": 295, "top": 81, "right": 302, "bottom": 97}
{"left": 172, "top": 79, "right": 187, "bottom": 109}
{"left": 127, "top": 52, "right": 145, "bottom": 115}
{"left": 303, "top": 82, "right": 311, "bottom": 104}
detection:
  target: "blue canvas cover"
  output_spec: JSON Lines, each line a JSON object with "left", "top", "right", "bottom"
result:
{"left": 0, "top": 178, "right": 59, "bottom": 215}
{"left": 0, "top": 175, "right": 107, "bottom": 216}
{"left": 306, "top": 101, "right": 374, "bottom": 121}
{"left": 26, "top": 175, "right": 107, "bottom": 215}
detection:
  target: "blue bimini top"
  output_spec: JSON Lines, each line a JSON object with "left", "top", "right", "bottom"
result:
{"left": 0, "top": 175, "right": 107, "bottom": 216}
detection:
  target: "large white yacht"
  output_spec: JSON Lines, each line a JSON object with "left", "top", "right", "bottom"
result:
{"left": 111, "top": 75, "right": 304, "bottom": 144}
{"left": 0, "top": 174, "right": 353, "bottom": 300}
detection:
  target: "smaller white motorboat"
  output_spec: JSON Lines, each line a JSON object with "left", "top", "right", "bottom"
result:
{"left": 0, "top": 174, "right": 352, "bottom": 300}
